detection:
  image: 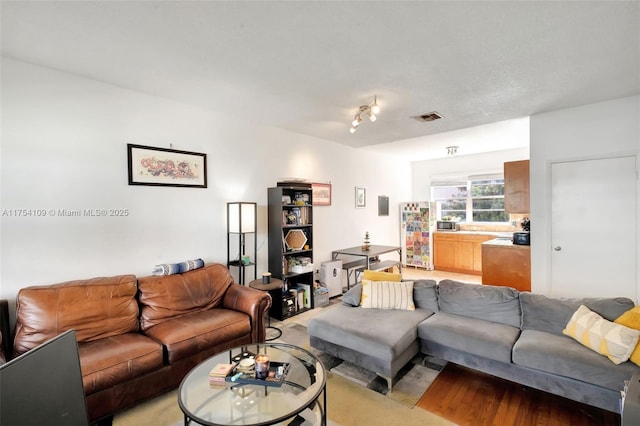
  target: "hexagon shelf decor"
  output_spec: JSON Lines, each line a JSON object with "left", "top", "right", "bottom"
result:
{"left": 284, "top": 229, "right": 307, "bottom": 251}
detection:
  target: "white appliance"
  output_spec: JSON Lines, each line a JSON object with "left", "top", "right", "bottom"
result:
{"left": 320, "top": 260, "right": 343, "bottom": 298}
{"left": 400, "top": 202, "right": 435, "bottom": 269}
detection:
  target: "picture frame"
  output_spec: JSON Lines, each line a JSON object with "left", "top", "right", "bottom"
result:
{"left": 355, "top": 186, "right": 366, "bottom": 208}
{"left": 127, "top": 144, "right": 207, "bottom": 188}
{"left": 378, "top": 195, "right": 389, "bottom": 216}
{"left": 312, "top": 183, "right": 332, "bottom": 206}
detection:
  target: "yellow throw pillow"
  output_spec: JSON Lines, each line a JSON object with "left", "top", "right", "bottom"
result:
{"left": 361, "top": 280, "right": 415, "bottom": 311}
{"left": 615, "top": 306, "right": 640, "bottom": 366}
{"left": 362, "top": 270, "right": 402, "bottom": 282}
{"left": 563, "top": 305, "right": 640, "bottom": 364}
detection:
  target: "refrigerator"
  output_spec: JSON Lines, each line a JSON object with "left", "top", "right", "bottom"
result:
{"left": 400, "top": 202, "right": 435, "bottom": 269}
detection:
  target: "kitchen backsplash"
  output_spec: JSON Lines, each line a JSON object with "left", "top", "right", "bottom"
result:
{"left": 457, "top": 213, "right": 529, "bottom": 232}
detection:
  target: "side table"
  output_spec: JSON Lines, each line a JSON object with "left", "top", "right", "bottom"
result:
{"left": 249, "top": 278, "right": 283, "bottom": 341}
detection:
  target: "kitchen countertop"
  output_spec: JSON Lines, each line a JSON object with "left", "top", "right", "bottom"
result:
{"left": 436, "top": 231, "right": 514, "bottom": 238}
{"left": 482, "top": 238, "right": 530, "bottom": 248}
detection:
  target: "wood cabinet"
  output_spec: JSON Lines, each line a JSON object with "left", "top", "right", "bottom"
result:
{"left": 481, "top": 242, "right": 531, "bottom": 291}
{"left": 504, "top": 160, "right": 530, "bottom": 213}
{"left": 433, "top": 232, "right": 495, "bottom": 275}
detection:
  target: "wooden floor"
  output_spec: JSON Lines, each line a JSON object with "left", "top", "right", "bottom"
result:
{"left": 416, "top": 363, "right": 621, "bottom": 426}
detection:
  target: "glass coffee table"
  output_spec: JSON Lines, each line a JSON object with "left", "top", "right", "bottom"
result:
{"left": 178, "top": 343, "right": 326, "bottom": 425}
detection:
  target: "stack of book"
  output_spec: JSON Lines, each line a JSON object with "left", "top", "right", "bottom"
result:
{"left": 209, "top": 363, "right": 235, "bottom": 388}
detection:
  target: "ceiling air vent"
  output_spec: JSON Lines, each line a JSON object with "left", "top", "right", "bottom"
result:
{"left": 412, "top": 111, "right": 443, "bottom": 122}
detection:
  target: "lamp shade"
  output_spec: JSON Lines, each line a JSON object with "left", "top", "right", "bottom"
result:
{"left": 227, "top": 202, "right": 256, "bottom": 233}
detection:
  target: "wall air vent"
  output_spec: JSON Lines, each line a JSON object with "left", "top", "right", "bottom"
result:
{"left": 412, "top": 112, "right": 444, "bottom": 122}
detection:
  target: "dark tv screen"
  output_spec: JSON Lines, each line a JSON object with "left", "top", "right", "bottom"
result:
{"left": 0, "top": 329, "right": 89, "bottom": 426}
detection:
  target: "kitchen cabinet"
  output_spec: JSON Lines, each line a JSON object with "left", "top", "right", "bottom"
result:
{"left": 481, "top": 240, "right": 531, "bottom": 291}
{"left": 434, "top": 232, "right": 495, "bottom": 275}
{"left": 504, "top": 160, "right": 530, "bottom": 213}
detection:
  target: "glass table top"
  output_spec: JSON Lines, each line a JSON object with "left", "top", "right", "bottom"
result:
{"left": 178, "top": 343, "right": 326, "bottom": 426}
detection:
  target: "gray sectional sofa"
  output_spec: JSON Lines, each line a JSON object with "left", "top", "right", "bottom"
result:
{"left": 307, "top": 279, "right": 640, "bottom": 413}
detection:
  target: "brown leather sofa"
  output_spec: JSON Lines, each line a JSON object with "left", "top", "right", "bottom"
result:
{"left": 0, "top": 299, "right": 9, "bottom": 364}
{"left": 12, "top": 263, "right": 271, "bottom": 423}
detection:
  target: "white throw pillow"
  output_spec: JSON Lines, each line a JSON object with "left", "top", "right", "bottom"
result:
{"left": 360, "top": 280, "right": 415, "bottom": 311}
{"left": 563, "top": 304, "right": 640, "bottom": 364}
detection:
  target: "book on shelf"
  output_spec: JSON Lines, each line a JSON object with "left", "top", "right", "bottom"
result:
{"left": 291, "top": 207, "right": 301, "bottom": 225}
{"left": 282, "top": 206, "right": 310, "bottom": 226}
{"left": 300, "top": 206, "right": 309, "bottom": 225}
{"left": 289, "top": 288, "right": 299, "bottom": 311}
{"left": 298, "top": 283, "right": 312, "bottom": 308}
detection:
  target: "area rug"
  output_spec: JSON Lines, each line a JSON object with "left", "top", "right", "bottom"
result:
{"left": 113, "top": 372, "right": 453, "bottom": 426}
{"left": 274, "top": 322, "right": 446, "bottom": 408}
{"left": 113, "top": 322, "right": 449, "bottom": 425}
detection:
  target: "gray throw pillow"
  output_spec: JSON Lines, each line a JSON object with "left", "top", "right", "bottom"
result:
{"left": 342, "top": 284, "right": 362, "bottom": 307}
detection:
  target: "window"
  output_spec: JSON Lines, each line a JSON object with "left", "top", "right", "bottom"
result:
{"left": 470, "top": 178, "right": 509, "bottom": 222}
{"left": 432, "top": 184, "right": 467, "bottom": 222}
{"left": 432, "top": 174, "right": 509, "bottom": 223}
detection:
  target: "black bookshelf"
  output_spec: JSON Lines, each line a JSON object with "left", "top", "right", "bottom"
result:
{"left": 267, "top": 184, "right": 314, "bottom": 320}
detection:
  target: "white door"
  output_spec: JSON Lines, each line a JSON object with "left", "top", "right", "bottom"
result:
{"left": 551, "top": 156, "right": 637, "bottom": 299}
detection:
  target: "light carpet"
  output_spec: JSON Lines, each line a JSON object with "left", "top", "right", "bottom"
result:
{"left": 114, "top": 309, "right": 451, "bottom": 425}
{"left": 113, "top": 372, "right": 453, "bottom": 426}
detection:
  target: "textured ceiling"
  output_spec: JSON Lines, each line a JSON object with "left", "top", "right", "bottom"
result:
{"left": 2, "top": 1, "right": 639, "bottom": 157}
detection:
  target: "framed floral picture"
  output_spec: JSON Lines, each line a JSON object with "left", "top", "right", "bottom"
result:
{"left": 355, "top": 187, "right": 366, "bottom": 208}
{"left": 127, "top": 144, "right": 207, "bottom": 188}
{"left": 312, "top": 183, "right": 332, "bottom": 206}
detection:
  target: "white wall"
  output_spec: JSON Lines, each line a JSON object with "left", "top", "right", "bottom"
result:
{"left": 5, "top": 59, "right": 636, "bottom": 318}
{"left": 411, "top": 148, "right": 530, "bottom": 201}
{"left": 530, "top": 95, "right": 640, "bottom": 295}
{"left": 0, "top": 59, "right": 411, "bottom": 310}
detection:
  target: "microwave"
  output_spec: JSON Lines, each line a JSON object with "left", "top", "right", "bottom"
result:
{"left": 436, "top": 221, "right": 459, "bottom": 231}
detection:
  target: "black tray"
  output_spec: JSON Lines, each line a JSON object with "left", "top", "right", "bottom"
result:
{"left": 226, "top": 361, "right": 291, "bottom": 388}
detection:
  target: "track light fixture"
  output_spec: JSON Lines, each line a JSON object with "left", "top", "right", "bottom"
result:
{"left": 349, "top": 95, "right": 380, "bottom": 134}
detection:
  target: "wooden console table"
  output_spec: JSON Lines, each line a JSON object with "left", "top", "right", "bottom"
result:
{"left": 331, "top": 245, "right": 402, "bottom": 289}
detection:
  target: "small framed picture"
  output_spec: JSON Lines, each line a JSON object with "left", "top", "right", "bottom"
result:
{"left": 355, "top": 187, "right": 366, "bottom": 208}
{"left": 312, "top": 183, "right": 332, "bottom": 206}
{"left": 378, "top": 195, "right": 389, "bottom": 216}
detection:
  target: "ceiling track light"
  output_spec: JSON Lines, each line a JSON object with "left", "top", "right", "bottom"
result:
{"left": 349, "top": 95, "right": 380, "bottom": 134}
{"left": 364, "top": 106, "right": 376, "bottom": 122}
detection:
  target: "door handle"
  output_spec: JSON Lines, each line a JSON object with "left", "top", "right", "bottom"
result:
{"left": 553, "top": 246, "right": 562, "bottom": 251}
